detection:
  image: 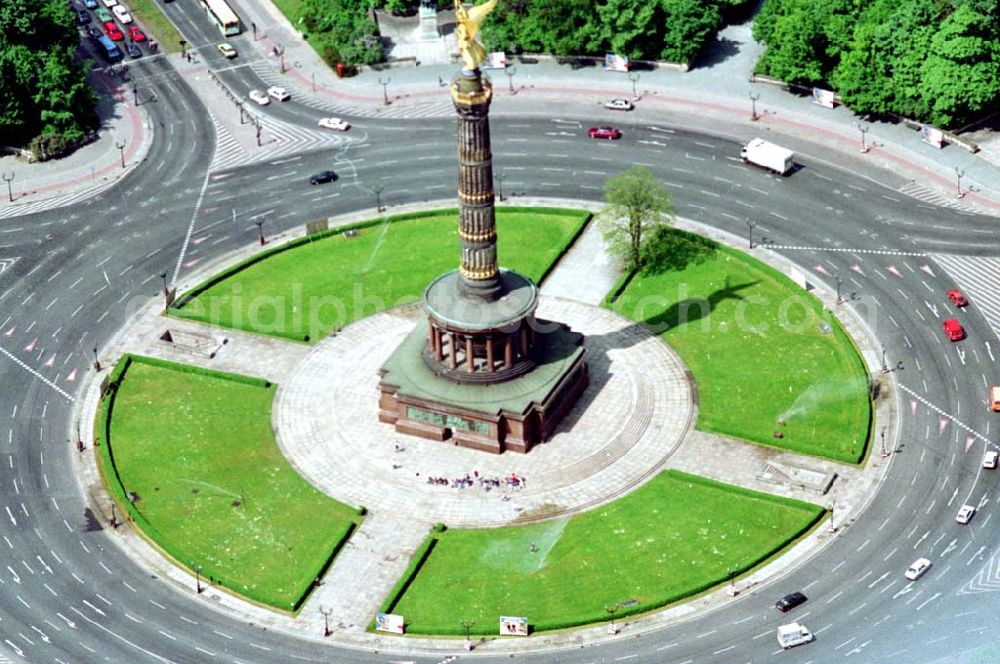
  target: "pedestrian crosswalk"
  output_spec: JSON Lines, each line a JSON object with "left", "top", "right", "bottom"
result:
{"left": 209, "top": 109, "right": 354, "bottom": 173}
{"left": 0, "top": 180, "right": 116, "bottom": 220}
{"left": 930, "top": 253, "right": 1000, "bottom": 341}
{"left": 898, "top": 181, "right": 978, "bottom": 213}
{"left": 249, "top": 63, "right": 455, "bottom": 120}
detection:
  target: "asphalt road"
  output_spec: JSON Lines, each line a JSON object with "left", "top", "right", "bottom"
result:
{"left": 2, "top": 20, "right": 1000, "bottom": 663}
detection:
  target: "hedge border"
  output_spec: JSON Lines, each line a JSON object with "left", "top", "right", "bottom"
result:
{"left": 170, "top": 207, "right": 591, "bottom": 343}
{"left": 96, "top": 354, "right": 361, "bottom": 613}
{"left": 605, "top": 229, "right": 872, "bottom": 464}
{"left": 387, "top": 469, "right": 825, "bottom": 636}
{"left": 374, "top": 533, "right": 439, "bottom": 630}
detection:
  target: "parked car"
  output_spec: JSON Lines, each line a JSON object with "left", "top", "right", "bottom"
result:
{"left": 112, "top": 4, "right": 132, "bottom": 23}
{"left": 775, "top": 591, "right": 807, "bottom": 612}
{"left": 76, "top": 8, "right": 91, "bottom": 23}
{"left": 904, "top": 557, "right": 931, "bottom": 580}
{"left": 103, "top": 21, "right": 124, "bottom": 40}
{"left": 942, "top": 318, "right": 965, "bottom": 341}
{"left": 267, "top": 85, "right": 291, "bottom": 101}
{"left": 101, "top": 0, "right": 116, "bottom": 7}
{"left": 127, "top": 25, "right": 145, "bottom": 41}
{"left": 248, "top": 89, "right": 269, "bottom": 105}
{"left": 984, "top": 450, "right": 998, "bottom": 469}
{"left": 87, "top": 24, "right": 102, "bottom": 38}
{"left": 588, "top": 126, "right": 621, "bottom": 140}
{"left": 604, "top": 98, "right": 633, "bottom": 111}
{"left": 125, "top": 40, "right": 142, "bottom": 58}
{"left": 956, "top": 504, "right": 976, "bottom": 524}
{"left": 95, "top": 6, "right": 113, "bottom": 22}
{"left": 947, "top": 289, "right": 968, "bottom": 307}
{"left": 309, "top": 170, "right": 338, "bottom": 185}
{"left": 217, "top": 42, "right": 237, "bottom": 58}
{"left": 318, "top": 117, "right": 350, "bottom": 131}
{"left": 83, "top": 0, "right": 98, "bottom": 8}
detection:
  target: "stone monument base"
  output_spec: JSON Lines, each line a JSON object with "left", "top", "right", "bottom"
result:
{"left": 378, "top": 321, "right": 588, "bottom": 454}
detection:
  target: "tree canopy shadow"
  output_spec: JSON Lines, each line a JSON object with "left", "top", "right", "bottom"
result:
{"left": 639, "top": 275, "right": 760, "bottom": 334}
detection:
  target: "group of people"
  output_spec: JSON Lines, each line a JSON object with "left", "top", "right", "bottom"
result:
{"left": 424, "top": 472, "right": 527, "bottom": 491}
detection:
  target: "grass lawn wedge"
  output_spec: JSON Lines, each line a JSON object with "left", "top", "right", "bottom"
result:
{"left": 171, "top": 208, "right": 589, "bottom": 343}
{"left": 610, "top": 230, "right": 870, "bottom": 463}
{"left": 387, "top": 470, "right": 823, "bottom": 634}
{"left": 99, "top": 355, "right": 361, "bottom": 611}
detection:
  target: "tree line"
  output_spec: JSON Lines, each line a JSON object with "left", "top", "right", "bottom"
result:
{"left": 753, "top": 0, "right": 1000, "bottom": 129}
{"left": 0, "top": 0, "right": 97, "bottom": 158}
{"left": 298, "top": 0, "right": 754, "bottom": 68}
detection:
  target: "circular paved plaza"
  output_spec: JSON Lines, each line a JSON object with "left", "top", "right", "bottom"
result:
{"left": 274, "top": 296, "right": 695, "bottom": 528}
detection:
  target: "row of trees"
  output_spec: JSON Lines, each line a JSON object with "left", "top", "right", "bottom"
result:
{"left": 481, "top": 0, "right": 753, "bottom": 64}
{"left": 303, "top": 0, "right": 754, "bottom": 67}
{"left": 753, "top": 0, "right": 1000, "bottom": 128}
{"left": 0, "top": 0, "right": 98, "bottom": 158}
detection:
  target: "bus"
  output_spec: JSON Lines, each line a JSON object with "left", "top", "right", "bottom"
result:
{"left": 95, "top": 34, "right": 123, "bottom": 62}
{"left": 199, "top": 0, "right": 241, "bottom": 36}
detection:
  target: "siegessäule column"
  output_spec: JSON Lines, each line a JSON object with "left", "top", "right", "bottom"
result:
{"left": 452, "top": 70, "right": 501, "bottom": 301}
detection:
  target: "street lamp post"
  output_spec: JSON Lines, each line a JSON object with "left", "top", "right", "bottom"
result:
{"left": 195, "top": 564, "right": 203, "bottom": 593}
{"left": 835, "top": 276, "right": 843, "bottom": 304}
{"left": 110, "top": 502, "right": 118, "bottom": 528}
{"left": 319, "top": 606, "right": 333, "bottom": 636}
{"left": 276, "top": 43, "right": 286, "bottom": 73}
{"left": 2, "top": 172, "right": 13, "bottom": 202}
{"left": 857, "top": 123, "right": 870, "bottom": 153}
{"left": 827, "top": 501, "right": 836, "bottom": 533}
{"left": 115, "top": 139, "right": 126, "bottom": 168}
{"left": 505, "top": 65, "right": 517, "bottom": 94}
{"left": 726, "top": 564, "right": 740, "bottom": 596}
{"left": 955, "top": 167, "right": 966, "bottom": 199}
{"left": 880, "top": 425, "right": 889, "bottom": 458}
{"left": 373, "top": 184, "right": 384, "bottom": 213}
{"left": 255, "top": 219, "right": 266, "bottom": 246}
{"left": 132, "top": 82, "right": 138, "bottom": 106}
{"left": 251, "top": 21, "right": 257, "bottom": 40}
{"left": 378, "top": 76, "right": 391, "bottom": 105}
{"left": 495, "top": 172, "right": 505, "bottom": 202}
{"left": 160, "top": 271, "right": 168, "bottom": 296}
{"left": 605, "top": 603, "right": 619, "bottom": 635}
{"left": 745, "top": 219, "right": 756, "bottom": 249}
{"left": 460, "top": 619, "right": 475, "bottom": 651}
{"left": 750, "top": 91, "right": 760, "bottom": 121}
{"left": 179, "top": 39, "right": 187, "bottom": 59}
{"left": 880, "top": 345, "right": 889, "bottom": 374}
{"left": 76, "top": 421, "right": 84, "bottom": 452}
{"left": 628, "top": 73, "right": 640, "bottom": 101}
{"left": 92, "top": 346, "right": 102, "bottom": 372}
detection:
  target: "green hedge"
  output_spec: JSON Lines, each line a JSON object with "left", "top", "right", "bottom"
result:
{"left": 375, "top": 534, "right": 439, "bottom": 629}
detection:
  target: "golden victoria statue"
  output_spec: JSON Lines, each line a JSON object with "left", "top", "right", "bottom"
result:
{"left": 454, "top": 0, "right": 499, "bottom": 71}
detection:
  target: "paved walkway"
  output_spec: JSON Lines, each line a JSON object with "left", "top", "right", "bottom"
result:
{"left": 539, "top": 215, "right": 618, "bottom": 304}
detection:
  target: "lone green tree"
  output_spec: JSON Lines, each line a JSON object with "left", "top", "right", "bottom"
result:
{"left": 598, "top": 166, "right": 675, "bottom": 271}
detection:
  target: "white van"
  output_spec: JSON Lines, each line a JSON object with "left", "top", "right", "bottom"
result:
{"left": 776, "top": 622, "right": 814, "bottom": 649}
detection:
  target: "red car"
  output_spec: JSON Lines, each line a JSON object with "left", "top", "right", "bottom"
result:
{"left": 947, "top": 289, "right": 968, "bottom": 307}
{"left": 943, "top": 318, "right": 965, "bottom": 341}
{"left": 128, "top": 25, "right": 146, "bottom": 41}
{"left": 588, "top": 126, "right": 622, "bottom": 140}
{"left": 104, "top": 21, "right": 124, "bottom": 40}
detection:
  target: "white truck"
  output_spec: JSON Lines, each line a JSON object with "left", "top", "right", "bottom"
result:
{"left": 776, "top": 622, "right": 814, "bottom": 649}
{"left": 740, "top": 138, "right": 794, "bottom": 175}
